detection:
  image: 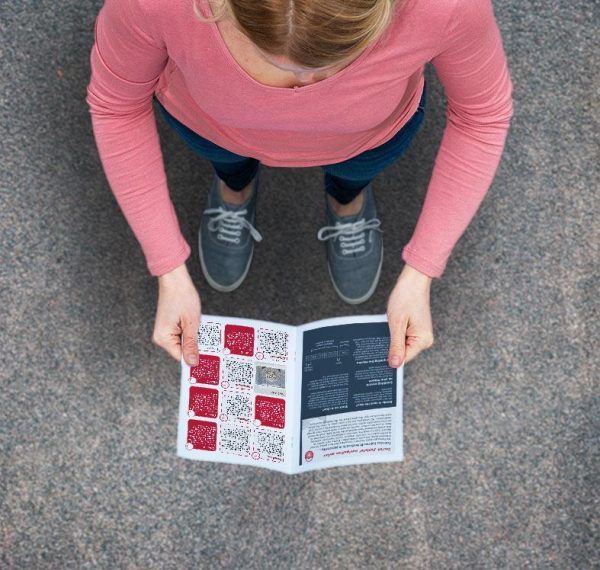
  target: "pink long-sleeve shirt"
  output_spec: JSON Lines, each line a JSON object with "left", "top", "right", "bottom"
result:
{"left": 86, "top": 0, "right": 513, "bottom": 278}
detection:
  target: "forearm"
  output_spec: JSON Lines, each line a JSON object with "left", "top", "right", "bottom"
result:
{"left": 85, "top": 0, "right": 190, "bottom": 277}
{"left": 402, "top": 106, "right": 512, "bottom": 278}
{"left": 398, "top": 262, "right": 433, "bottom": 285}
{"left": 158, "top": 261, "right": 193, "bottom": 285}
{"left": 87, "top": 103, "right": 191, "bottom": 276}
{"left": 89, "top": 111, "right": 191, "bottom": 278}
{"left": 402, "top": 0, "right": 514, "bottom": 278}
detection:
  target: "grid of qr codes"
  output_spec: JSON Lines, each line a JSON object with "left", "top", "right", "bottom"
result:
{"left": 185, "top": 321, "right": 290, "bottom": 463}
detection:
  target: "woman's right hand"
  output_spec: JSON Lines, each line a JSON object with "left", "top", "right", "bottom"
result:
{"left": 152, "top": 263, "right": 201, "bottom": 367}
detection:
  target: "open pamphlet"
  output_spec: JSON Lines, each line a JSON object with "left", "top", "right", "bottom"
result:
{"left": 177, "top": 313, "right": 403, "bottom": 474}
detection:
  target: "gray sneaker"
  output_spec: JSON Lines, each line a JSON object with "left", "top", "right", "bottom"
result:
{"left": 317, "top": 182, "right": 384, "bottom": 304}
{"left": 198, "top": 170, "right": 263, "bottom": 292}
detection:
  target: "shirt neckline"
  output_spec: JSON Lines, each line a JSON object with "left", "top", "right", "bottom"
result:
{"left": 201, "top": 0, "right": 383, "bottom": 93}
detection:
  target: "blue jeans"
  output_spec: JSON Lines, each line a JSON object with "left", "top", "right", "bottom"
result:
{"left": 154, "top": 81, "right": 426, "bottom": 205}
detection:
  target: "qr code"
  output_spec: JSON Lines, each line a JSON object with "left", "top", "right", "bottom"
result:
{"left": 224, "top": 324, "right": 255, "bottom": 357}
{"left": 257, "top": 328, "right": 289, "bottom": 362}
{"left": 255, "top": 430, "right": 285, "bottom": 461}
{"left": 224, "top": 358, "right": 254, "bottom": 387}
{"left": 186, "top": 420, "right": 217, "bottom": 451}
{"left": 198, "top": 322, "right": 222, "bottom": 352}
{"left": 222, "top": 392, "right": 253, "bottom": 421}
{"left": 219, "top": 425, "right": 251, "bottom": 456}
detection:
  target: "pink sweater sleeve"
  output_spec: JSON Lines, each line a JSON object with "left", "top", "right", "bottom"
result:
{"left": 85, "top": 0, "right": 191, "bottom": 277}
{"left": 401, "top": 0, "right": 514, "bottom": 278}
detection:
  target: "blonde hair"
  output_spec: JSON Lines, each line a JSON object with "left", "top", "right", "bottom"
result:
{"left": 192, "top": 0, "right": 410, "bottom": 69}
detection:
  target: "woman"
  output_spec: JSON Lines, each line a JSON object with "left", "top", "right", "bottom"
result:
{"left": 86, "top": 0, "right": 513, "bottom": 369}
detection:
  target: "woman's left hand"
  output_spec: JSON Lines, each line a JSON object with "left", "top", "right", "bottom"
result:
{"left": 386, "top": 264, "right": 434, "bottom": 368}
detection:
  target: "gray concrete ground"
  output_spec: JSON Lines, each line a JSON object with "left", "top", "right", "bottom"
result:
{"left": 1, "top": 0, "right": 598, "bottom": 568}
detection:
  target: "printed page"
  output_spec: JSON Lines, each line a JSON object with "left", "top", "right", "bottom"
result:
{"left": 292, "top": 314, "right": 403, "bottom": 474}
{"left": 177, "top": 314, "right": 297, "bottom": 474}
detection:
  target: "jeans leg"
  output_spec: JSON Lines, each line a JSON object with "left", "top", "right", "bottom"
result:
{"left": 155, "top": 97, "right": 260, "bottom": 191}
{"left": 320, "top": 81, "right": 427, "bottom": 205}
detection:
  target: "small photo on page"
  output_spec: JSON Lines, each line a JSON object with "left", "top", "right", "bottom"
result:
{"left": 254, "top": 364, "right": 286, "bottom": 397}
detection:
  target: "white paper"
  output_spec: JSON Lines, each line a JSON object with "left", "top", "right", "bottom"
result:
{"left": 176, "top": 313, "right": 403, "bottom": 475}
{"left": 177, "top": 315, "right": 297, "bottom": 474}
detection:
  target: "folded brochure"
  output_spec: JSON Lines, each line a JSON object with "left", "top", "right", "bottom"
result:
{"left": 177, "top": 313, "right": 403, "bottom": 474}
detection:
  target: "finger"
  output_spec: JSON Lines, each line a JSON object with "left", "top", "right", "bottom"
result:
{"left": 152, "top": 331, "right": 182, "bottom": 362}
{"left": 388, "top": 316, "right": 409, "bottom": 368}
{"left": 182, "top": 313, "right": 200, "bottom": 367}
{"left": 404, "top": 334, "right": 434, "bottom": 364}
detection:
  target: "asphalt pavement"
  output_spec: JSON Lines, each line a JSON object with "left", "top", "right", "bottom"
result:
{"left": 1, "top": 0, "right": 598, "bottom": 567}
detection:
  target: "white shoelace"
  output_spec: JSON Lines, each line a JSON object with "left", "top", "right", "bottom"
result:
{"left": 203, "top": 207, "right": 263, "bottom": 244}
{"left": 317, "top": 218, "right": 383, "bottom": 255}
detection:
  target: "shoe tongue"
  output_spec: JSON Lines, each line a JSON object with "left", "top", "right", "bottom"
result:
{"left": 225, "top": 201, "right": 246, "bottom": 210}
{"left": 333, "top": 206, "right": 364, "bottom": 225}
{"left": 223, "top": 195, "right": 252, "bottom": 210}
{"left": 337, "top": 211, "right": 361, "bottom": 223}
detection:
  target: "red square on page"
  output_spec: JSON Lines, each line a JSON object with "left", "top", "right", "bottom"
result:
{"left": 187, "top": 420, "right": 217, "bottom": 451}
{"left": 189, "top": 386, "right": 219, "bottom": 418}
{"left": 224, "top": 324, "right": 254, "bottom": 357}
{"left": 255, "top": 395, "right": 285, "bottom": 429}
{"left": 190, "top": 354, "right": 220, "bottom": 385}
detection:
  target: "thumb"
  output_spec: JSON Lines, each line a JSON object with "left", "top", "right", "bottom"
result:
{"left": 182, "top": 315, "right": 200, "bottom": 367}
{"left": 388, "top": 316, "right": 408, "bottom": 368}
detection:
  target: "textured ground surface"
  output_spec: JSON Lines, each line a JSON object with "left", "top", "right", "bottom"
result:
{"left": 1, "top": 0, "right": 598, "bottom": 568}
